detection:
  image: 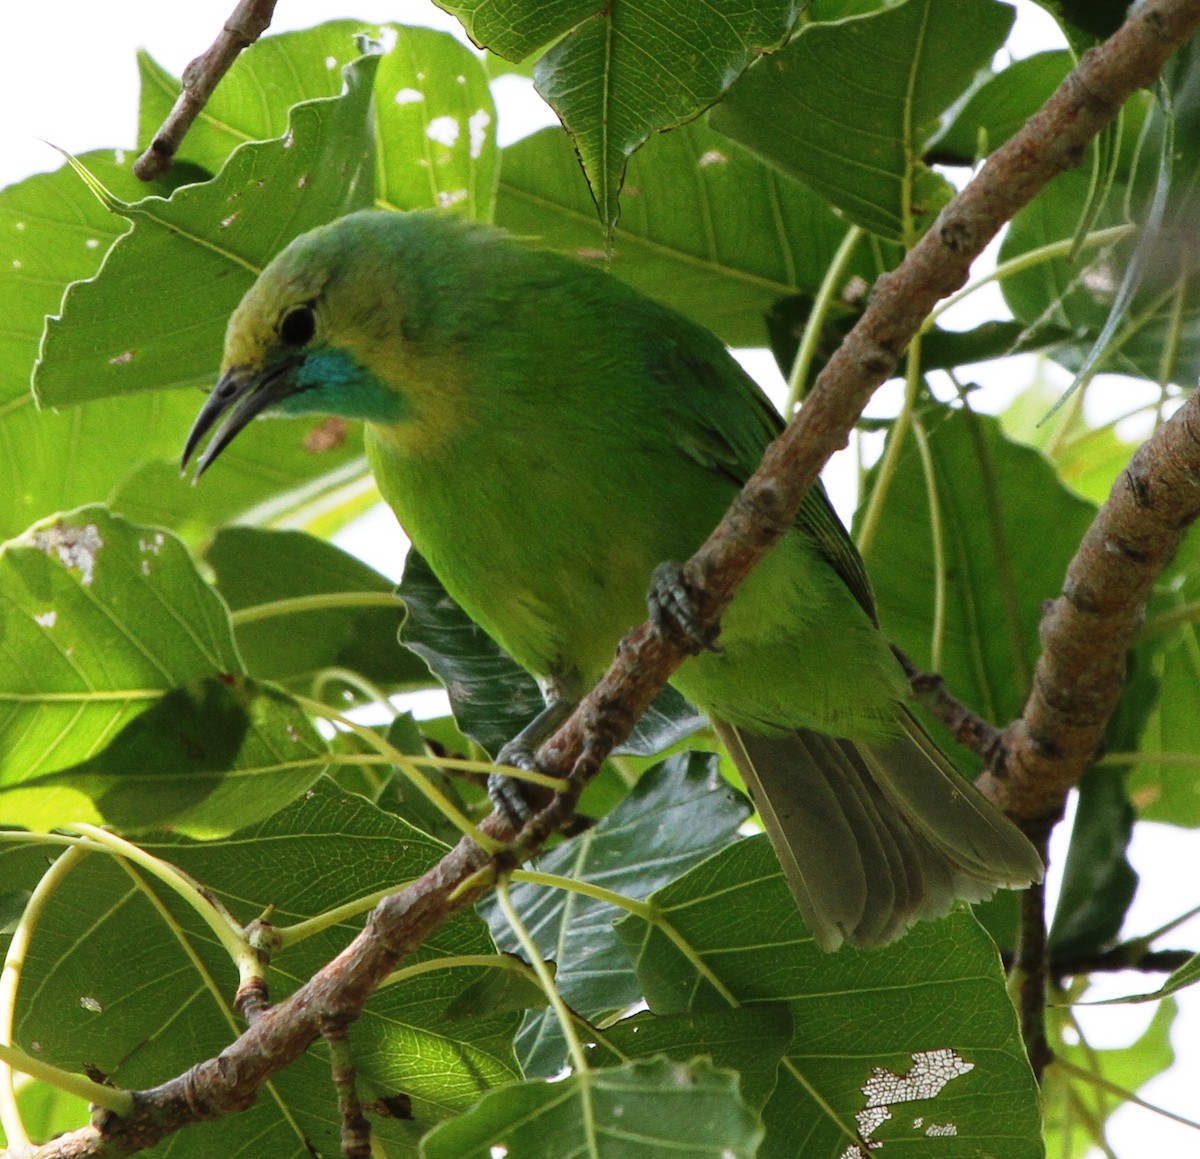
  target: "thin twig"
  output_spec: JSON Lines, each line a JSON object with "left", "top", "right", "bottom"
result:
{"left": 892, "top": 646, "right": 1004, "bottom": 762}
{"left": 325, "top": 1020, "right": 371, "bottom": 1159}
{"left": 133, "top": 0, "right": 278, "bottom": 180}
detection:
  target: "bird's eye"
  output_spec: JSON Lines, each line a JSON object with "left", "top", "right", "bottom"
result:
{"left": 279, "top": 305, "right": 316, "bottom": 347}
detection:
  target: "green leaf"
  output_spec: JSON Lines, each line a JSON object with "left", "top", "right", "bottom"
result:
{"left": 615, "top": 836, "right": 1041, "bottom": 1159}
{"left": 206, "top": 526, "right": 428, "bottom": 688}
{"left": 1049, "top": 769, "right": 1137, "bottom": 958}
{"left": 586, "top": 1006, "right": 792, "bottom": 1112}
{"left": 1043, "top": 998, "right": 1176, "bottom": 1156}
{"left": 496, "top": 121, "right": 901, "bottom": 348}
{"left": 441, "top": 0, "right": 797, "bottom": 230}
{"left": 859, "top": 405, "right": 1096, "bottom": 758}
{"left": 373, "top": 25, "right": 499, "bottom": 219}
{"left": 0, "top": 151, "right": 212, "bottom": 541}
{"left": 421, "top": 1056, "right": 764, "bottom": 1159}
{"left": 711, "top": 0, "right": 1015, "bottom": 242}
{"left": 34, "top": 49, "right": 381, "bottom": 407}
{"left": 137, "top": 22, "right": 377, "bottom": 173}
{"left": 488, "top": 753, "right": 749, "bottom": 1077}
{"left": 6, "top": 778, "right": 519, "bottom": 1156}
{"left": 0, "top": 507, "right": 331, "bottom": 836}
{"left": 931, "top": 51, "right": 1072, "bottom": 163}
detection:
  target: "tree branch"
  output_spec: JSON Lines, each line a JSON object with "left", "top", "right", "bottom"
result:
{"left": 133, "top": 0, "right": 278, "bottom": 181}
{"left": 979, "top": 388, "right": 1200, "bottom": 819}
{"left": 22, "top": 1, "right": 1200, "bottom": 1154}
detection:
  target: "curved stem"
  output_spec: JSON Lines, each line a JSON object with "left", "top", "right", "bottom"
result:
{"left": 0, "top": 1042, "right": 132, "bottom": 1119}
{"left": 291, "top": 694, "right": 502, "bottom": 852}
{"left": 494, "top": 878, "right": 589, "bottom": 1079}
{"left": 855, "top": 339, "right": 923, "bottom": 559}
{"left": 911, "top": 412, "right": 947, "bottom": 672}
{"left": 927, "top": 224, "right": 1135, "bottom": 326}
{"left": 63, "top": 825, "right": 250, "bottom": 967}
{"left": 276, "top": 883, "right": 416, "bottom": 949}
{"left": 785, "top": 225, "right": 864, "bottom": 415}
{"left": 229, "top": 591, "right": 401, "bottom": 626}
{"left": 0, "top": 845, "right": 90, "bottom": 1146}
{"left": 380, "top": 952, "right": 535, "bottom": 990}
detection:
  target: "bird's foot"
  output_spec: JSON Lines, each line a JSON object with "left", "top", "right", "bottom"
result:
{"left": 488, "top": 699, "right": 577, "bottom": 827}
{"left": 488, "top": 738, "right": 543, "bottom": 827}
{"left": 648, "top": 561, "right": 721, "bottom": 653}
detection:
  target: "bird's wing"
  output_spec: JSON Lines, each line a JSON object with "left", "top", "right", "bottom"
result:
{"left": 651, "top": 332, "right": 878, "bottom": 622}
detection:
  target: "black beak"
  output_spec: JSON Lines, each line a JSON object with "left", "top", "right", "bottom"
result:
{"left": 181, "top": 357, "right": 303, "bottom": 479}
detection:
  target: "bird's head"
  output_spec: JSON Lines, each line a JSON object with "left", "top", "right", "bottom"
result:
{"left": 182, "top": 210, "right": 472, "bottom": 477}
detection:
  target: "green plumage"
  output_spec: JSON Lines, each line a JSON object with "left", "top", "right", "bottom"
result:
{"left": 187, "top": 209, "right": 1041, "bottom": 950}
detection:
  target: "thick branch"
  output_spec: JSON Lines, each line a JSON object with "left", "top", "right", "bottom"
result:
{"left": 978, "top": 389, "right": 1200, "bottom": 819}
{"left": 22, "top": 2, "right": 1200, "bottom": 1155}
{"left": 133, "top": 0, "right": 277, "bottom": 180}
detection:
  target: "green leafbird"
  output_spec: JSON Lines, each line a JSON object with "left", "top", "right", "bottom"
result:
{"left": 183, "top": 209, "right": 1041, "bottom": 950}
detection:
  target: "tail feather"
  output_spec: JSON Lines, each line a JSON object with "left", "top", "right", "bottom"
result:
{"left": 713, "top": 710, "right": 1042, "bottom": 951}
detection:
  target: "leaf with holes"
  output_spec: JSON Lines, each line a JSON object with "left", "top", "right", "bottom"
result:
{"left": 615, "top": 836, "right": 1042, "bottom": 1158}
{"left": 0, "top": 506, "right": 327, "bottom": 836}
{"left": 34, "top": 50, "right": 380, "bottom": 407}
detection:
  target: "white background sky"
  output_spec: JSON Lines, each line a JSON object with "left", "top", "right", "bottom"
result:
{"left": 2, "top": 2, "right": 1198, "bottom": 1155}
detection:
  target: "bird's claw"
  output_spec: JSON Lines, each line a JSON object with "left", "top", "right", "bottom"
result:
{"left": 489, "top": 739, "right": 540, "bottom": 827}
{"left": 648, "top": 561, "right": 720, "bottom": 653}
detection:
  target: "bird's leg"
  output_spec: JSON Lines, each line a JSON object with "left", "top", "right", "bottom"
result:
{"left": 648, "top": 561, "right": 721, "bottom": 653}
{"left": 490, "top": 698, "right": 578, "bottom": 824}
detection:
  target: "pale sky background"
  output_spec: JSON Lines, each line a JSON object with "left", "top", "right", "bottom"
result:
{"left": 1, "top": 2, "right": 1197, "bottom": 1154}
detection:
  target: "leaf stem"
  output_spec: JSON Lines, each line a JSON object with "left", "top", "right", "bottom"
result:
{"left": 1055, "top": 1054, "right": 1200, "bottom": 1131}
{"left": 911, "top": 411, "right": 947, "bottom": 672}
{"left": 63, "top": 824, "right": 251, "bottom": 967}
{"left": 229, "top": 591, "right": 402, "bottom": 626}
{"left": 0, "top": 1042, "right": 132, "bottom": 1118}
{"left": 927, "top": 224, "right": 1135, "bottom": 325}
{"left": 291, "top": 694, "right": 502, "bottom": 851}
{"left": 785, "top": 225, "right": 863, "bottom": 415}
{"left": 276, "top": 883, "right": 417, "bottom": 949}
{"left": 1, "top": 845, "right": 90, "bottom": 1146}
{"left": 380, "top": 953, "right": 535, "bottom": 990}
{"left": 855, "top": 335, "right": 923, "bottom": 559}
{"left": 494, "top": 878, "right": 588, "bottom": 1080}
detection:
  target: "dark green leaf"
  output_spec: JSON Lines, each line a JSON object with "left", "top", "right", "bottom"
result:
{"left": 931, "top": 51, "right": 1072, "bottom": 164}
{"left": 711, "top": 0, "right": 1014, "bottom": 241}
{"left": 1049, "top": 769, "right": 1137, "bottom": 958}
{"left": 206, "top": 526, "right": 426, "bottom": 688}
{"left": 398, "top": 550, "right": 543, "bottom": 757}
{"left": 486, "top": 753, "right": 750, "bottom": 1076}
{"left": 441, "top": 0, "right": 797, "bottom": 229}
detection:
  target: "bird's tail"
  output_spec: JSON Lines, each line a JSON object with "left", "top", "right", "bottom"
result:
{"left": 712, "top": 709, "right": 1043, "bottom": 951}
